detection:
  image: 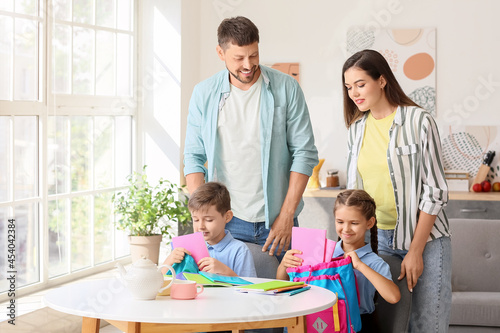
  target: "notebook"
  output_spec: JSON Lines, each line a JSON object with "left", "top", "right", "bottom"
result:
{"left": 171, "top": 232, "right": 210, "bottom": 263}
{"left": 291, "top": 227, "right": 327, "bottom": 266}
{"left": 252, "top": 286, "right": 312, "bottom": 296}
{"left": 234, "top": 280, "right": 304, "bottom": 292}
{"left": 242, "top": 283, "right": 307, "bottom": 295}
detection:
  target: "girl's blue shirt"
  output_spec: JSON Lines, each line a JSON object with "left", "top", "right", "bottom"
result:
{"left": 333, "top": 240, "right": 392, "bottom": 314}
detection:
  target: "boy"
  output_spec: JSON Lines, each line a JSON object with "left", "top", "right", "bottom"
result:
{"left": 163, "top": 182, "right": 256, "bottom": 277}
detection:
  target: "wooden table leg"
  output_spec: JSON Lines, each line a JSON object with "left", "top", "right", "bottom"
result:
{"left": 127, "top": 322, "right": 141, "bottom": 333}
{"left": 82, "top": 317, "right": 100, "bottom": 333}
{"left": 287, "top": 315, "right": 306, "bottom": 333}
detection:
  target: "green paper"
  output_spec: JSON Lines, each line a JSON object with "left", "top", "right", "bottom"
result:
{"left": 182, "top": 273, "right": 232, "bottom": 287}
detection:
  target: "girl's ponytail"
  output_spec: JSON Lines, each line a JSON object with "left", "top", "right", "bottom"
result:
{"left": 370, "top": 219, "right": 378, "bottom": 254}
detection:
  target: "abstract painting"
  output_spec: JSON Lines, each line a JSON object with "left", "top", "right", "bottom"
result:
{"left": 264, "top": 62, "right": 300, "bottom": 84}
{"left": 347, "top": 28, "right": 436, "bottom": 115}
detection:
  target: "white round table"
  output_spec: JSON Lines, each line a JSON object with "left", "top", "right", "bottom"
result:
{"left": 43, "top": 277, "right": 336, "bottom": 332}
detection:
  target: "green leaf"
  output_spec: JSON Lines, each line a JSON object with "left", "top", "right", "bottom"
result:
{"left": 112, "top": 165, "right": 191, "bottom": 237}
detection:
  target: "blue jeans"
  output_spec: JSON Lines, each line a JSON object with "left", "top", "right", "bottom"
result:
{"left": 378, "top": 229, "right": 452, "bottom": 333}
{"left": 225, "top": 216, "right": 299, "bottom": 263}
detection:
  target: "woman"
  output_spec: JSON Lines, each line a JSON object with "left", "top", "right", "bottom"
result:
{"left": 342, "top": 49, "right": 451, "bottom": 333}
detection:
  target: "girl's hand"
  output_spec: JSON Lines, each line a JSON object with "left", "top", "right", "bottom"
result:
{"left": 344, "top": 251, "right": 362, "bottom": 270}
{"left": 282, "top": 249, "right": 303, "bottom": 269}
{"left": 399, "top": 249, "right": 424, "bottom": 292}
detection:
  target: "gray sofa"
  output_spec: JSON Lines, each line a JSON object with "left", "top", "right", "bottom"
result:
{"left": 449, "top": 218, "right": 500, "bottom": 332}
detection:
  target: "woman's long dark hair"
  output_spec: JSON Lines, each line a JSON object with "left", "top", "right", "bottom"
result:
{"left": 334, "top": 189, "right": 378, "bottom": 254}
{"left": 342, "top": 49, "right": 420, "bottom": 128}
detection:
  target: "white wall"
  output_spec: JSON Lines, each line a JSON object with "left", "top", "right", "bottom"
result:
{"left": 181, "top": 0, "right": 500, "bottom": 186}
{"left": 140, "top": 0, "right": 183, "bottom": 184}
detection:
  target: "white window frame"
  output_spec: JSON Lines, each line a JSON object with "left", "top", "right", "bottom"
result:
{"left": 0, "top": 0, "right": 140, "bottom": 302}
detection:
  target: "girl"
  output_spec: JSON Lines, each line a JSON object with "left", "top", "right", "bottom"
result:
{"left": 277, "top": 190, "right": 400, "bottom": 332}
{"left": 342, "top": 49, "right": 451, "bottom": 333}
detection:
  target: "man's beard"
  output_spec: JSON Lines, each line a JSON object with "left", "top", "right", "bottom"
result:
{"left": 228, "top": 66, "right": 258, "bottom": 84}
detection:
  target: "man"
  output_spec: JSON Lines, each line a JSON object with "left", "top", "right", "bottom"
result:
{"left": 184, "top": 16, "right": 318, "bottom": 259}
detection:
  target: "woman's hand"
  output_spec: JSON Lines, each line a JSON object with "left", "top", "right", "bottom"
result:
{"left": 399, "top": 249, "right": 424, "bottom": 292}
{"left": 398, "top": 211, "right": 435, "bottom": 292}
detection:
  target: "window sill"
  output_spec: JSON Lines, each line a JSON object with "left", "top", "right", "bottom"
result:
{"left": 0, "top": 268, "right": 122, "bottom": 332}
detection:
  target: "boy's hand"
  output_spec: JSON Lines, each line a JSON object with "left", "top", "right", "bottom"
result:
{"left": 198, "top": 257, "right": 235, "bottom": 276}
{"left": 282, "top": 249, "right": 303, "bottom": 269}
{"left": 344, "top": 251, "right": 362, "bottom": 270}
{"left": 161, "top": 247, "right": 190, "bottom": 274}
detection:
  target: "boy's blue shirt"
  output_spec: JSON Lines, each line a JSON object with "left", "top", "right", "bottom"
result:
{"left": 333, "top": 240, "right": 392, "bottom": 314}
{"left": 206, "top": 230, "right": 257, "bottom": 277}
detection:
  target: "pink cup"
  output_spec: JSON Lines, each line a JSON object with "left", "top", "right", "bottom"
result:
{"left": 170, "top": 280, "right": 204, "bottom": 300}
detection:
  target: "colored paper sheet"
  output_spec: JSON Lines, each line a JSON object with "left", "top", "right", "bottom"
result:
{"left": 324, "top": 239, "right": 336, "bottom": 262}
{"left": 291, "top": 227, "right": 327, "bottom": 266}
{"left": 182, "top": 273, "right": 231, "bottom": 287}
{"left": 171, "top": 232, "right": 210, "bottom": 263}
{"left": 199, "top": 271, "right": 252, "bottom": 285}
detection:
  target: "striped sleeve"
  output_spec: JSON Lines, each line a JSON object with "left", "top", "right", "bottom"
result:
{"left": 418, "top": 112, "right": 449, "bottom": 215}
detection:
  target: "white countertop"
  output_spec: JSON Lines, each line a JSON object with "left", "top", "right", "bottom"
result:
{"left": 304, "top": 188, "right": 500, "bottom": 201}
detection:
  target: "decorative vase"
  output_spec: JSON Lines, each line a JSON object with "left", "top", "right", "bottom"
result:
{"left": 128, "top": 234, "right": 162, "bottom": 264}
{"left": 307, "top": 158, "right": 325, "bottom": 189}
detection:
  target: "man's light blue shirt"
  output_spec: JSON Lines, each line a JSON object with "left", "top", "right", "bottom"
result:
{"left": 184, "top": 65, "right": 318, "bottom": 228}
{"left": 333, "top": 241, "right": 392, "bottom": 314}
{"left": 206, "top": 230, "right": 257, "bottom": 278}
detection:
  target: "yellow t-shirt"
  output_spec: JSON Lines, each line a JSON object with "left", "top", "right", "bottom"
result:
{"left": 357, "top": 111, "right": 397, "bottom": 230}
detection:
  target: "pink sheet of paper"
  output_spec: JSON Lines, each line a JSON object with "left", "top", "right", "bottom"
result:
{"left": 291, "top": 227, "right": 327, "bottom": 266}
{"left": 324, "top": 239, "right": 336, "bottom": 262}
{"left": 171, "top": 232, "right": 209, "bottom": 263}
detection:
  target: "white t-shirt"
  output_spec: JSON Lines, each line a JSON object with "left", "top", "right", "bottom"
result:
{"left": 215, "top": 74, "right": 265, "bottom": 222}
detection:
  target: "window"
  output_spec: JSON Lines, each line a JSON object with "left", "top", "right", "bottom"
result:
{"left": 0, "top": 0, "right": 135, "bottom": 298}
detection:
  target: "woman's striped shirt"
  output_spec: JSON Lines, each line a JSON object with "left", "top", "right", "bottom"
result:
{"left": 347, "top": 106, "right": 451, "bottom": 250}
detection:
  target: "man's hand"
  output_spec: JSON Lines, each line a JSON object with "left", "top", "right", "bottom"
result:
{"left": 262, "top": 213, "right": 293, "bottom": 256}
{"left": 263, "top": 171, "right": 309, "bottom": 256}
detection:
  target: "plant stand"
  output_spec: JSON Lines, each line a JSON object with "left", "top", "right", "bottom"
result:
{"left": 128, "top": 235, "right": 162, "bottom": 264}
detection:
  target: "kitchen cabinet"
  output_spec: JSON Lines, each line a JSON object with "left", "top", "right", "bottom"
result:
{"left": 444, "top": 200, "right": 500, "bottom": 220}
{"left": 300, "top": 190, "right": 500, "bottom": 237}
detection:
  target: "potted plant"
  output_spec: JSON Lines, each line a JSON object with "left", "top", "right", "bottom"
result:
{"left": 113, "top": 166, "right": 191, "bottom": 264}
